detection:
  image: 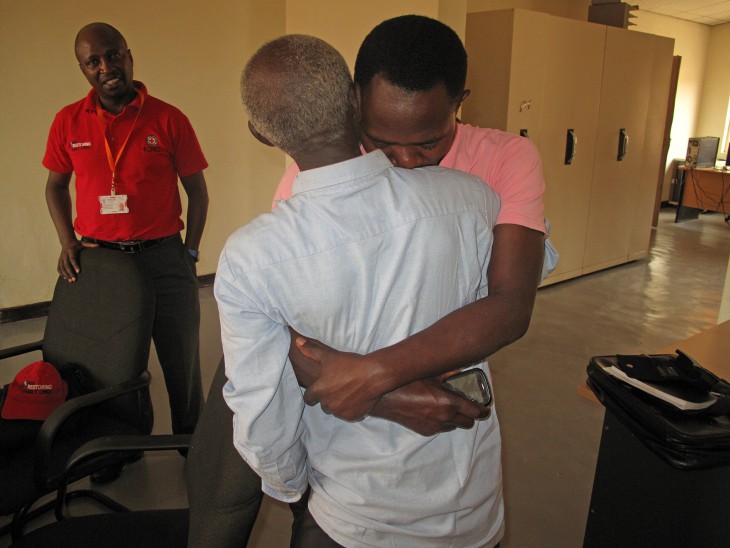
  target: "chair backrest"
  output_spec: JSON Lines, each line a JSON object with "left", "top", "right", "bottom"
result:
{"left": 186, "top": 357, "right": 264, "bottom": 548}
{"left": 42, "top": 248, "right": 155, "bottom": 433}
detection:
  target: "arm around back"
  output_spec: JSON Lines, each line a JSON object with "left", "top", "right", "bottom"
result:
{"left": 294, "top": 222, "right": 544, "bottom": 422}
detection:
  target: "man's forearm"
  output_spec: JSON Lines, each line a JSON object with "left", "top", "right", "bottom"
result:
{"left": 292, "top": 341, "right": 429, "bottom": 416}
{"left": 184, "top": 200, "right": 208, "bottom": 250}
{"left": 216, "top": 268, "right": 308, "bottom": 501}
{"left": 181, "top": 172, "right": 209, "bottom": 251}
{"left": 371, "top": 291, "right": 529, "bottom": 385}
{"left": 289, "top": 331, "right": 489, "bottom": 435}
{"left": 372, "top": 224, "right": 544, "bottom": 393}
{"left": 45, "top": 176, "right": 76, "bottom": 245}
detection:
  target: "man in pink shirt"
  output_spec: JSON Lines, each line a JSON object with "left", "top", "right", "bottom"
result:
{"left": 282, "top": 15, "right": 557, "bottom": 433}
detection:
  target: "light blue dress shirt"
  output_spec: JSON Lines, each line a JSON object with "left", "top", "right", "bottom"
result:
{"left": 215, "top": 150, "right": 503, "bottom": 547}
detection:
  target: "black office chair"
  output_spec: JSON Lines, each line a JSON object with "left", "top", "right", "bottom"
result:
{"left": 0, "top": 248, "right": 156, "bottom": 541}
{"left": 10, "top": 358, "right": 265, "bottom": 548}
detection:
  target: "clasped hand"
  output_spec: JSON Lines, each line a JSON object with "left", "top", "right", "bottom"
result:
{"left": 297, "top": 337, "right": 388, "bottom": 422}
{"left": 289, "top": 331, "right": 491, "bottom": 435}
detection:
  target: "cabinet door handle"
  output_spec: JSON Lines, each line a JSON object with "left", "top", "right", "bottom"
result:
{"left": 617, "top": 128, "right": 629, "bottom": 161}
{"left": 565, "top": 129, "right": 577, "bottom": 165}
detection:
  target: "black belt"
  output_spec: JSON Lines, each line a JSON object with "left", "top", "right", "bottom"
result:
{"left": 82, "top": 234, "right": 176, "bottom": 254}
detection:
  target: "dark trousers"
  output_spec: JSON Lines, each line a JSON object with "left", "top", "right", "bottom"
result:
{"left": 138, "top": 234, "right": 203, "bottom": 435}
{"left": 289, "top": 488, "right": 342, "bottom": 548}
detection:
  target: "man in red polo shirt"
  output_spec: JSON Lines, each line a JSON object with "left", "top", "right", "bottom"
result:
{"left": 43, "top": 22, "right": 209, "bottom": 445}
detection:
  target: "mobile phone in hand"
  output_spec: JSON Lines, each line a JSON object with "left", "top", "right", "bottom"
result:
{"left": 442, "top": 368, "right": 493, "bottom": 406}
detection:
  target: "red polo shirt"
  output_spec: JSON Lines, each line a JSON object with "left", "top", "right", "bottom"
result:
{"left": 43, "top": 82, "right": 208, "bottom": 241}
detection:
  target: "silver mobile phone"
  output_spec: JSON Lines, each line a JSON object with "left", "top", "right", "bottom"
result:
{"left": 442, "top": 368, "right": 493, "bottom": 406}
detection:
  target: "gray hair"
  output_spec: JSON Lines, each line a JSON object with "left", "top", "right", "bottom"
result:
{"left": 241, "top": 35, "right": 353, "bottom": 156}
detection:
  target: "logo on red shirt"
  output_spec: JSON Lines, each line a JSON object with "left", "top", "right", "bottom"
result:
{"left": 144, "top": 134, "right": 161, "bottom": 152}
{"left": 70, "top": 140, "right": 92, "bottom": 151}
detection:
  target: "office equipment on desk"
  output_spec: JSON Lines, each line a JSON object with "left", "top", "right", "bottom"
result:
{"left": 667, "top": 158, "right": 685, "bottom": 205}
{"left": 674, "top": 166, "right": 730, "bottom": 223}
{"left": 685, "top": 136, "right": 720, "bottom": 168}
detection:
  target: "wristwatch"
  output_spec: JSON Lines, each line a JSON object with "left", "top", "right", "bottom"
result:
{"left": 187, "top": 248, "right": 199, "bottom": 262}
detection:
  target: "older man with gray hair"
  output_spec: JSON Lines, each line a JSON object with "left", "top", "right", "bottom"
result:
{"left": 215, "top": 34, "right": 504, "bottom": 546}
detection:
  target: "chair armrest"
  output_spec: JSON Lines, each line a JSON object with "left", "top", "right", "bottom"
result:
{"left": 34, "top": 370, "right": 152, "bottom": 486}
{"left": 56, "top": 434, "right": 191, "bottom": 519}
{"left": 67, "top": 434, "right": 191, "bottom": 468}
{"left": 0, "top": 340, "right": 43, "bottom": 361}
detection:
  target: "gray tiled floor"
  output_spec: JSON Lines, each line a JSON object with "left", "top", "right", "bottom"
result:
{"left": 2, "top": 209, "right": 729, "bottom": 547}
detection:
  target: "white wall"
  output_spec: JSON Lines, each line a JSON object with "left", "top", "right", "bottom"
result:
{"left": 285, "top": 0, "right": 451, "bottom": 69}
{"left": 696, "top": 22, "right": 730, "bottom": 153}
{"left": 0, "top": 0, "right": 287, "bottom": 310}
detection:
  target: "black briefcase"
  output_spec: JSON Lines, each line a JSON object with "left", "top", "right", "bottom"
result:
{"left": 586, "top": 351, "right": 730, "bottom": 470}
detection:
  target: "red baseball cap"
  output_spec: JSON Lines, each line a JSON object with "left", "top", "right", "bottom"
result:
{"left": 1, "top": 361, "right": 68, "bottom": 420}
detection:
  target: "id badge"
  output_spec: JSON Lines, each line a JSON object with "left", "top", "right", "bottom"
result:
{"left": 99, "top": 194, "right": 129, "bottom": 215}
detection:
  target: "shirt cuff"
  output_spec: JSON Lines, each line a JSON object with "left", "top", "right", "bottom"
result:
{"left": 260, "top": 475, "right": 307, "bottom": 503}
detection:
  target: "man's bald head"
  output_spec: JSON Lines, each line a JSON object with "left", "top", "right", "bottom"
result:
{"left": 75, "top": 22, "right": 127, "bottom": 61}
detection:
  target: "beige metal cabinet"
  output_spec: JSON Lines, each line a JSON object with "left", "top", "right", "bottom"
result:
{"left": 584, "top": 27, "right": 674, "bottom": 272}
{"left": 583, "top": 27, "right": 654, "bottom": 273}
{"left": 463, "top": 9, "right": 673, "bottom": 284}
{"left": 537, "top": 17, "right": 605, "bottom": 282}
{"left": 628, "top": 35, "right": 675, "bottom": 262}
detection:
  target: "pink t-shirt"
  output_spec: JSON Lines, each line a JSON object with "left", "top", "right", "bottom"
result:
{"left": 272, "top": 124, "right": 546, "bottom": 233}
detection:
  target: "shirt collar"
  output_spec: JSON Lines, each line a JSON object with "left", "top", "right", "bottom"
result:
{"left": 83, "top": 80, "right": 147, "bottom": 113}
{"left": 292, "top": 149, "right": 393, "bottom": 197}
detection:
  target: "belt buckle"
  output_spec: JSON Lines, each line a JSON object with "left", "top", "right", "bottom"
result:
{"left": 119, "top": 241, "right": 143, "bottom": 253}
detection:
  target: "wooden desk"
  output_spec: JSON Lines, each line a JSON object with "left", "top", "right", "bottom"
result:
{"left": 657, "top": 320, "right": 730, "bottom": 380}
{"left": 578, "top": 320, "right": 730, "bottom": 400}
{"left": 677, "top": 166, "right": 730, "bottom": 220}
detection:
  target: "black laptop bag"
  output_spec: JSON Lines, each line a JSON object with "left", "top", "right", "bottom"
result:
{"left": 586, "top": 351, "right": 730, "bottom": 470}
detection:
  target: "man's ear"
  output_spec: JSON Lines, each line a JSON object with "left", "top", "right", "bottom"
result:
{"left": 128, "top": 49, "right": 134, "bottom": 66}
{"left": 456, "top": 88, "right": 471, "bottom": 110}
{"left": 248, "top": 121, "right": 274, "bottom": 147}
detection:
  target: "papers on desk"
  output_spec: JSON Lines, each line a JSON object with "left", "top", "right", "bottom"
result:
{"left": 601, "top": 365, "right": 719, "bottom": 411}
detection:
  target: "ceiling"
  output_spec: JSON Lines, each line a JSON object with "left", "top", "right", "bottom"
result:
{"left": 635, "top": 0, "right": 730, "bottom": 25}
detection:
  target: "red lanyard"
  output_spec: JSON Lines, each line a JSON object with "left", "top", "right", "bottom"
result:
{"left": 95, "top": 93, "right": 145, "bottom": 195}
